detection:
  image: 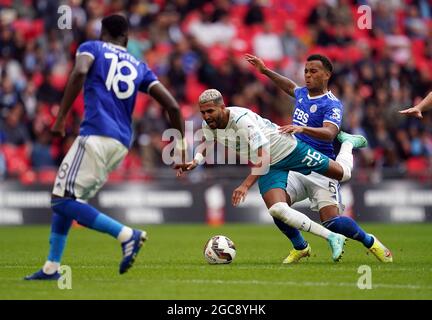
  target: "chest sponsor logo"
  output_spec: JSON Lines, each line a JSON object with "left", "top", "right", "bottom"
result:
{"left": 293, "top": 108, "right": 309, "bottom": 124}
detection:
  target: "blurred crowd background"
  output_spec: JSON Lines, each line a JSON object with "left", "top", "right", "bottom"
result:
{"left": 1, "top": 0, "right": 432, "bottom": 184}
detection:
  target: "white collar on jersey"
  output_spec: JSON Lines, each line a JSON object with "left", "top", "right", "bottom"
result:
{"left": 307, "top": 90, "right": 330, "bottom": 100}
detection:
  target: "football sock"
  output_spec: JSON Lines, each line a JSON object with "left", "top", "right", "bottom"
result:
{"left": 322, "top": 216, "right": 374, "bottom": 248}
{"left": 117, "top": 226, "right": 134, "bottom": 242}
{"left": 273, "top": 217, "right": 308, "bottom": 250}
{"left": 51, "top": 198, "right": 129, "bottom": 240}
{"left": 336, "top": 142, "right": 353, "bottom": 182}
{"left": 43, "top": 261, "right": 60, "bottom": 275}
{"left": 46, "top": 212, "right": 73, "bottom": 266}
{"left": 269, "top": 202, "right": 331, "bottom": 239}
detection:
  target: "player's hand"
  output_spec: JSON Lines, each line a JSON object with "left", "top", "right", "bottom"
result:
{"left": 174, "top": 161, "right": 198, "bottom": 177}
{"left": 232, "top": 185, "right": 248, "bottom": 207}
{"left": 245, "top": 53, "right": 266, "bottom": 73}
{"left": 51, "top": 120, "right": 66, "bottom": 137}
{"left": 279, "top": 125, "right": 304, "bottom": 135}
{"left": 399, "top": 106, "right": 423, "bottom": 118}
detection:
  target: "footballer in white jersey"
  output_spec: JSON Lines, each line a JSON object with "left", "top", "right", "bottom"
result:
{"left": 201, "top": 106, "right": 297, "bottom": 166}
{"left": 175, "top": 88, "right": 371, "bottom": 262}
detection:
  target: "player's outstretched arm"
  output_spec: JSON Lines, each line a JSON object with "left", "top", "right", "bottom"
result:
{"left": 52, "top": 55, "right": 93, "bottom": 137}
{"left": 245, "top": 53, "right": 298, "bottom": 97}
{"left": 232, "top": 146, "right": 270, "bottom": 206}
{"left": 232, "top": 174, "right": 259, "bottom": 207}
{"left": 174, "top": 140, "right": 210, "bottom": 176}
{"left": 279, "top": 123, "right": 338, "bottom": 141}
{"left": 399, "top": 92, "right": 432, "bottom": 118}
{"left": 149, "top": 83, "right": 185, "bottom": 137}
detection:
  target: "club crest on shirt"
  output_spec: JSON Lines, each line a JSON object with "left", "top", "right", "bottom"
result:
{"left": 310, "top": 104, "right": 317, "bottom": 113}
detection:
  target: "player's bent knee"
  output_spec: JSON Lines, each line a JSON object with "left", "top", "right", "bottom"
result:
{"left": 268, "top": 202, "right": 288, "bottom": 220}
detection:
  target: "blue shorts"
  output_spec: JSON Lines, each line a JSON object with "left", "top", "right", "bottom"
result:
{"left": 258, "top": 140, "right": 330, "bottom": 196}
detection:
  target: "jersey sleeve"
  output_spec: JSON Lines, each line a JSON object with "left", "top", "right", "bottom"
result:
{"left": 76, "top": 41, "right": 98, "bottom": 60}
{"left": 236, "top": 114, "right": 269, "bottom": 151}
{"left": 294, "top": 86, "right": 305, "bottom": 99}
{"left": 138, "top": 64, "right": 160, "bottom": 94}
{"left": 323, "top": 102, "right": 343, "bottom": 129}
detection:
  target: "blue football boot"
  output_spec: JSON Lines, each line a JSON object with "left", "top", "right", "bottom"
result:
{"left": 119, "top": 229, "right": 147, "bottom": 274}
{"left": 24, "top": 269, "right": 60, "bottom": 280}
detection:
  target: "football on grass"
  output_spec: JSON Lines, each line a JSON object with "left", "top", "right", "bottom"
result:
{"left": 204, "top": 235, "right": 236, "bottom": 264}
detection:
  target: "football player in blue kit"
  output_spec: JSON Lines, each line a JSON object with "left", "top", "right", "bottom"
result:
{"left": 25, "top": 15, "right": 185, "bottom": 280}
{"left": 246, "top": 53, "right": 393, "bottom": 263}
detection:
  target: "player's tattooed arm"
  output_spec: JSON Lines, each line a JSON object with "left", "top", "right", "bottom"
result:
{"left": 399, "top": 91, "right": 432, "bottom": 118}
{"left": 279, "top": 122, "right": 338, "bottom": 141}
{"left": 245, "top": 53, "right": 298, "bottom": 97}
{"left": 149, "top": 83, "right": 185, "bottom": 137}
{"left": 52, "top": 54, "right": 94, "bottom": 137}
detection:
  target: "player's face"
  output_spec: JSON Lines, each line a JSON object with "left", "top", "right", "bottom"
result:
{"left": 304, "top": 61, "right": 330, "bottom": 92}
{"left": 200, "top": 102, "right": 224, "bottom": 129}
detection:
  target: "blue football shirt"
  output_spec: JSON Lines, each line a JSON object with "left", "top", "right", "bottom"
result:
{"left": 76, "top": 40, "right": 159, "bottom": 148}
{"left": 292, "top": 87, "right": 343, "bottom": 159}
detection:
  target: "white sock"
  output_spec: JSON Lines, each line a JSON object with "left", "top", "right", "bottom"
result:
{"left": 117, "top": 226, "right": 133, "bottom": 243}
{"left": 43, "top": 260, "right": 60, "bottom": 275}
{"left": 336, "top": 142, "right": 354, "bottom": 182}
{"left": 269, "top": 202, "right": 331, "bottom": 239}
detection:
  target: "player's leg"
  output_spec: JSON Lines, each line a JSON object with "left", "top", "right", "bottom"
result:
{"left": 25, "top": 136, "right": 145, "bottom": 280}
{"left": 323, "top": 131, "right": 368, "bottom": 182}
{"left": 259, "top": 171, "right": 345, "bottom": 261}
{"left": 24, "top": 212, "right": 73, "bottom": 280}
{"left": 271, "top": 173, "right": 311, "bottom": 263}
{"left": 311, "top": 175, "right": 393, "bottom": 263}
{"left": 311, "top": 177, "right": 373, "bottom": 247}
{"left": 320, "top": 205, "right": 373, "bottom": 248}
{"left": 44, "top": 213, "right": 73, "bottom": 274}
{"left": 51, "top": 136, "right": 147, "bottom": 274}
{"left": 274, "top": 132, "right": 367, "bottom": 183}
{"left": 320, "top": 208, "right": 393, "bottom": 262}
{"left": 25, "top": 138, "right": 87, "bottom": 280}
{"left": 321, "top": 207, "right": 393, "bottom": 262}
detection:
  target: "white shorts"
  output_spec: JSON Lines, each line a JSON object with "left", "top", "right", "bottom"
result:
{"left": 286, "top": 171, "right": 344, "bottom": 213}
{"left": 52, "top": 136, "right": 128, "bottom": 200}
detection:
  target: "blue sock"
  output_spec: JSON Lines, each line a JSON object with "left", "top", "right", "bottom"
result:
{"left": 47, "top": 212, "right": 73, "bottom": 262}
{"left": 51, "top": 198, "right": 124, "bottom": 239}
{"left": 273, "top": 217, "right": 308, "bottom": 250}
{"left": 323, "top": 216, "right": 374, "bottom": 248}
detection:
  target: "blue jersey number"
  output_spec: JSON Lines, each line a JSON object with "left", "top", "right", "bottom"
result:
{"left": 104, "top": 52, "right": 137, "bottom": 99}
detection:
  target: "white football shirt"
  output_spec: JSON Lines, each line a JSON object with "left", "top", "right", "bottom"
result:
{"left": 201, "top": 106, "right": 297, "bottom": 165}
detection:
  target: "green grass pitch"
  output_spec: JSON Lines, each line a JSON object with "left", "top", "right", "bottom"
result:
{"left": 1, "top": 223, "right": 431, "bottom": 299}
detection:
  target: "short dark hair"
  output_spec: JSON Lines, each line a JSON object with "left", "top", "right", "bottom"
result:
{"left": 101, "top": 14, "right": 129, "bottom": 39}
{"left": 306, "top": 54, "right": 333, "bottom": 73}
